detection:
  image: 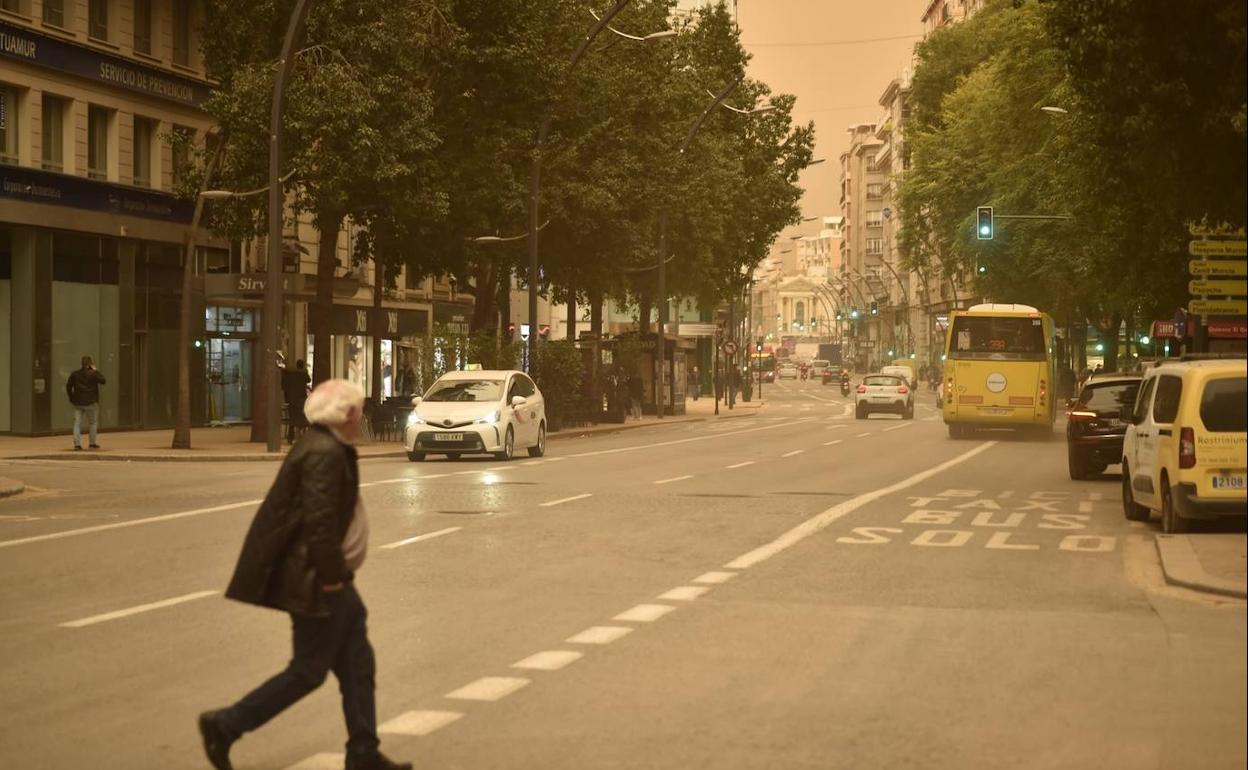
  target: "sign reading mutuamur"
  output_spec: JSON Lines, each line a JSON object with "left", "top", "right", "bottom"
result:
{"left": 0, "top": 21, "right": 211, "bottom": 108}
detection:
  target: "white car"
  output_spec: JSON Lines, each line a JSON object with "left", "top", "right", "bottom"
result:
{"left": 855, "top": 373, "right": 914, "bottom": 419}
{"left": 777, "top": 362, "right": 799, "bottom": 380}
{"left": 404, "top": 370, "right": 546, "bottom": 461}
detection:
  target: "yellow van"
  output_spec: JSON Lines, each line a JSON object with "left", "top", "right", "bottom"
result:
{"left": 1121, "top": 357, "right": 1247, "bottom": 533}
{"left": 942, "top": 304, "right": 1058, "bottom": 438}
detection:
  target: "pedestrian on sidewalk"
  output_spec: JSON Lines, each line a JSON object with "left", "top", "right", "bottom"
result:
{"left": 690, "top": 365, "right": 700, "bottom": 401}
{"left": 627, "top": 373, "right": 643, "bottom": 421}
{"left": 65, "top": 355, "right": 106, "bottom": 450}
{"left": 282, "top": 359, "right": 311, "bottom": 444}
{"left": 198, "top": 379, "right": 410, "bottom": 770}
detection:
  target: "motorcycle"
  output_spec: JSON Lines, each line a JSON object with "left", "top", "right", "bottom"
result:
{"left": 839, "top": 378, "right": 852, "bottom": 397}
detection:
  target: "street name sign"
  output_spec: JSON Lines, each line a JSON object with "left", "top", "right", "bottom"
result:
{"left": 1188, "top": 299, "right": 1248, "bottom": 315}
{"left": 1189, "top": 279, "right": 1248, "bottom": 296}
{"left": 1189, "top": 260, "right": 1248, "bottom": 277}
{"left": 678, "top": 322, "right": 718, "bottom": 337}
{"left": 1188, "top": 223, "right": 1246, "bottom": 237}
{"left": 1189, "top": 240, "right": 1248, "bottom": 257}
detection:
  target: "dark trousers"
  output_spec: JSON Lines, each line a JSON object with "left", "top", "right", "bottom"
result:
{"left": 219, "top": 582, "right": 379, "bottom": 757}
{"left": 286, "top": 399, "right": 307, "bottom": 442}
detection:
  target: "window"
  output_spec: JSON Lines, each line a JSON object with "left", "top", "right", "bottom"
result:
{"left": 1132, "top": 377, "right": 1155, "bottom": 425}
{"left": 170, "top": 124, "right": 192, "bottom": 188}
{"left": 43, "top": 0, "right": 65, "bottom": 27}
{"left": 1151, "top": 375, "right": 1182, "bottom": 423}
{"left": 1078, "top": 381, "right": 1140, "bottom": 417}
{"left": 133, "top": 0, "right": 151, "bottom": 54}
{"left": 132, "top": 116, "right": 154, "bottom": 187}
{"left": 88, "top": 0, "right": 109, "bottom": 40}
{"left": 1200, "top": 377, "right": 1247, "bottom": 432}
{"left": 87, "top": 105, "right": 110, "bottom": 180}
{"left": 865, "top": 210, "right": 883, "bottom": 227}
{"left": 41, "top": 94, "right": 65, "bottom": 171}
{"left": 949, "top": 316, "right": 1046, "bottom": 361}
{"left": 425, "top": 379, "right": 503, "bottom": 402}
{"left": 172, "top": 0, "right": 191, "bottom": 66}
{"left": 0, "top": 85, "right": 18, "bottom": 165}
{"left": 866, "top": 183, "right": 883, "bottom": 199}
{"left": 865, "top": 154, "right": 877, "bottom": 171}
{"left": 1, "top": 0, "right": 22, "bottom": 13}
{"left": 866, "top": 238, "right": 883, "bottom": 255}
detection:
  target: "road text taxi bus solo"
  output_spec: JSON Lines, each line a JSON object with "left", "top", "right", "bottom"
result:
{"left": 942, "top": 304, "right": 1057, "bottom": 438}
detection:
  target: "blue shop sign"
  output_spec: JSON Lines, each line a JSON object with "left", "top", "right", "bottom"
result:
{"left": 1, "top": 164, "right": 194, "bottom": 222}
{"left": 0, "top": 20, "right": 211, "bottom": 108}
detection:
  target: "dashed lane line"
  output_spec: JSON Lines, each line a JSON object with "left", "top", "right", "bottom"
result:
{"left": 693, "top": 570, "right": 737, "bottom": 584}
{"left": 60, "top": 590, "right": 219, "bottom": 629}
{"left": 539, "top": 493, "right": 593, "bottom": 508}
{"left": 653, "top": 475, "right": 694, "bottom": 485}
{"left": 782, "top": 449, "right": 804, "bottom": 458}
{"left": 379, "top": 710, "right": 464, "bottom": 737}
{"left": 659, "top": 586, "right": 711, "bottom": 601}
{"left": 883, "top": 423, "right": 913, "bottom": 432}
{"left": 725, "top": 461, "right": 755, "bottom": 469}
{"left": 378, "top": 526, "right": 461, "bottom": 551}
{"left": 823, "top": 439, "right": 844, "bottom": 446}
{"left": 0, "top": 500, "right": 262, "bottom": 550}
{"left": 613, "top": 604, "right": 677, "bottom": 622}
{"left": 566, "top": 625, "right": 634, "bottom": 645}
{"left": 511, "top": 650, "right": 583, "bottom": 671}
{"left": 445, "top": 676, "right": 531, "bottom": 702}
{"left": 855, "top": 432, "right": 871, "bottom": 438}
{"left": 723, "top": 441, "right": 996, "bottom": 570}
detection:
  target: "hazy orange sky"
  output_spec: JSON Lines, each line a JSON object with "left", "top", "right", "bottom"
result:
{"left": 681, "top": 0, "right": 925, "bottom": 239}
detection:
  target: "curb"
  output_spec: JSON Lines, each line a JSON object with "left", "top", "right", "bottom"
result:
{"left": 0, "top": 477, "right": 25, "bottom": 498}
{"left": 1155, "top": 535, "right": 1248, "bottom": 599}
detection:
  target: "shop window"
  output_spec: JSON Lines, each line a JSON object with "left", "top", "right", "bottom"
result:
{"left": 52, "top": 232, "right": 119, "bottom": 285}
{"left": 41, "top": 94, "right": 66, "bottom": 171}
{"left": 88, "top": 105, "right": 112, "bottom": 180}
{"left": 0, "top": 85, "right": 20, "bottom": 165}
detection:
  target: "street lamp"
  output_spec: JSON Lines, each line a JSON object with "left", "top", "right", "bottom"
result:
{"left": 1040, "top": 105, "right": 1068, "bottom": 115}
{"left": 528, "top": 3, "right": 672, "bottom": 380}
{"left": 201, "top": 169, "right": 297, "bottom": 201}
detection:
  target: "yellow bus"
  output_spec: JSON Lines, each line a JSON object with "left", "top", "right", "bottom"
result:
{"left": 942, "top": 303, "right": 1058, "bottom": 438}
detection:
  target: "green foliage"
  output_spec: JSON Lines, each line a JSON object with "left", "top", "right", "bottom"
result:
{"left": 534, "top": 340, "right": 584, "bottom": 430}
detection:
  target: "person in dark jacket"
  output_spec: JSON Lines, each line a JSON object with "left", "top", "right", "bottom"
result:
{"left": 65, "top": 355, "right": 106, "bottom": 450}
{"left": 198, "top": 380, "right": 410, "bottom": 770}
{"left": 282, "top": 359, "right": 312, "bottom": 443}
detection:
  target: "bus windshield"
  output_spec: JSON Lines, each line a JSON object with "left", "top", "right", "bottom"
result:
{"left": 752, "top": 354, "right": 776, "bottom": 372}
{"left": 949, "top": 316, "right": 1046, "bottom": 361}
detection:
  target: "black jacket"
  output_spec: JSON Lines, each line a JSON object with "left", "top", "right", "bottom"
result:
{"left": 66, "top": 367, "right": 106, "bottom": 406}
{"left": 225, "top": 425, "right": 359, "bottom": 618}
{"left": 282, "top": 368, "right": 311, "bottom": 404}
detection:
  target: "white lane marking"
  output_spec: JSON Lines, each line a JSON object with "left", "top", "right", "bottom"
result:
{"left": 565, "top": 417, "right": 817, "bottom": 460}
{"left": 659, "top": 585, "right": 711, "bottom": 601}
{"left": 826, "top": 424, "right": 846, "bottom": 430}
{"left": 545, "top": 457, "right": 567, "bottom": 463}
{"left": 519, "top": 460, "right": 542, "bottom": 467}
{"left": 725, "top": 461, "right": 755, "bottom": 469}
{"left": 379, "top": 527, "right": 461, "bottom": 551}
{"left": 724, "top": 441, "right": 998, "bottom": 570}
{"left": 445, "top": 676, "right": 530, "bottom": 701}
{"left": 540, "top": 493, "right": 593, "bottom": 507}
{"left": 0, "top": 500, "right": 261, "bottom": 550}
{"left": 566, "top": 625, "right": 634, "bottom": 645}
{"left": 283, "top": 753, "right": 344, "bottom": 770}
{"left": 379, "top": 710, "right": 464, "bottom": 736}
{"left": 613, "top": 604, "right": 677, "bottom": 622}
{"left": 373, "top": 474, "right": 451, "bottom": 484}
{"left": 482, "top": 466, "right": 514, "bottom": 473}
{"left": 60, "top": 590, "right": 219, "bottom": 629}
{"left": 782, "top": 450, "right": 804, "bottom": 458}
{"left": 653, "top": 475, "right": 694, "bottom": 485}
{"left": 823, "top": 439, "right": 844, "bottom": 446}
{"left": 884, "top": 423, "right": 913, "bottom": 432}
{"left": 855, "top": 432, "right": 871, "bottom": 438}
{"left": 511, "top": 650, "right": 583, "bottom": 671}
{"left": 693, "top": 571, "right": 737, "bottom": 584}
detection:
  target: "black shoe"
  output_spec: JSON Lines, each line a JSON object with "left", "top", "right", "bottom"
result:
{"left": 345, "top": 751, "right": 413, "bottom": 770}
{"left": 89, "top": 444, "right": 100, "bottom": 449}
{"left": 197, "top": 711, "right": 234, "bottom": 770}
{"left": 73, "top": 446, "right": 82, "bottom": 451}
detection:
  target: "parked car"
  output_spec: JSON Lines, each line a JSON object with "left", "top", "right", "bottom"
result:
{"left": 1121, "top": 356, "right": 1247, "bottom": 532}
{"left": 404, "top": 370, "right": 546, "bottom": 462}
{"left": 1066, "top": 373, "right": 1141, "bottom": 479}
{"left": 855, "top": 373, "right": 914, "bottom": 419}
{"left": 777, "top": 361, "right": 799, "bottom": 380}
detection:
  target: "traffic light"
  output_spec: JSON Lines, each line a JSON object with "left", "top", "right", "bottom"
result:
{"left": 976, "top": 206, "right": 994, "bottom": 240}
{"left": 977, "top": 264, "right": 987, "bottom": 276}
{"left": 850, "top": 307, "right": 860, "bottom": 319}
{"left": 755, "top": 338, "right": 764, "bottom": 353}
{"left": 836, "top": 311, "right": 844, "bottom": 321}
{"left": 870, "top": 301, "right": 879, "bottom": 316}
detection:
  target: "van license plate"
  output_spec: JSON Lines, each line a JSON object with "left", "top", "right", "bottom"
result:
{"left": 435, "top": 433, "right": 464, "bottom": 441}
{"left": 1212, "top": 475, "right": 1245, "bottom": 490}
{"left": 979, "top": 407, "right": 1010, "bottom": 416}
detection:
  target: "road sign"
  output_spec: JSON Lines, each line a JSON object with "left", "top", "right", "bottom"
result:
{"left": 1189, "top": 223, "right": 1246, "bottom": 237}
{"left": 1188, "top": 299, "right": 1248, "bottom": 315}
{"left": 1189, "top": 260, "right": 1248, "bottom": 277}
{"left": 1189, "top": 279, "right": 1248, "bottom": 296}
{"left": 1188, "top": 240, "right": 1248, "bottom": 257}
{"left": 721, "top": 340, "right": 738, "bottom": 356}
{"left": 678, "top": 322, "right": 718, "bottom": 337}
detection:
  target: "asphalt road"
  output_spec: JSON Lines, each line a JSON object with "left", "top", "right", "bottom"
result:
{"left": 1, "top": 379, "right": 1244, "bottom": 770}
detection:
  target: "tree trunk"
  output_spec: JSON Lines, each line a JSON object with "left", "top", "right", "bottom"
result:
{"left": 1100, "top": 312, "right": 1123, "bottom": 372}
{"left": 312, "top": 213, "right": 344, "bottom": 385}
{"left": 173, "top": 139, "right": 227, "bottom": 448}
{"left": 470, "top": 260, "right": 497, "bottom": 332}
{"left": 371, "top": 252, "right": 383, "bottom": 403}
{"left": 566, "top": 284, "right": 576, "bottom": 342}
{"left": 639, "top": 293, "right": 652, "bottom": 336}
{"left": 590, "top": 289, "right": 603, "bottom": 421}
{"left": 249, "top": 347, "right": 268, "bottom": 442}
{"left": 498, "top": 267, "right": 512, "bottom": 340}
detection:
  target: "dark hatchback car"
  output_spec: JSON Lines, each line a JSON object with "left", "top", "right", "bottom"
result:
{"left": 1066, "top": 374, "right": 1142, "bottom": 479}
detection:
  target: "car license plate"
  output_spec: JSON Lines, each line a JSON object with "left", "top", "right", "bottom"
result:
{"left": 979, "top": 407, "right": 1010, "bottom": 416}
{"left": 434, "top": 433, "right": 464, "bottom": 442}
{"left": 1212, "top": 475, "right": 1246, "bottom": 490}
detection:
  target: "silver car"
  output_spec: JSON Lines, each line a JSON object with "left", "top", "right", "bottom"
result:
{"left": 854, "top": 373, "right": 914, "bottom": 419}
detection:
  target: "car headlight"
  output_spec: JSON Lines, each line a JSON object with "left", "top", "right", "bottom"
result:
{"left": 407, "top": 412, "right": 425, "bottom": 426}
{"left": 475, "top": 410, "right": 500, "bottom": 425}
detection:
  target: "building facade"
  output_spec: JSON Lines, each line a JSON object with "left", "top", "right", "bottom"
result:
{"left": 838, "top": 123, "right": 888, "bottom": 369}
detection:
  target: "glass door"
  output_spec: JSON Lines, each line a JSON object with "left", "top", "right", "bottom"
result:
{"left": 207, "top": 338, "right": 252, "bottom": 423}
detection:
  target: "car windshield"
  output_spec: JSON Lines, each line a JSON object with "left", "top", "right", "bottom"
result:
{"left": 864, "top": 376, "right": 904, "bottom": 387}
{"left": 1200, "top": 377, "right": 1247, "bottom": 432}
{"left": 1079, "top": 381, "right": 1140, "bottom": 416}
{"left": 423, "top": 379, "right": 503, "bottom": 402}
{"left": 949, "top": 316, "right": 1046, "bottom": 361}
{"left": 812, "top": 360, "right": 829, "bottom": 368}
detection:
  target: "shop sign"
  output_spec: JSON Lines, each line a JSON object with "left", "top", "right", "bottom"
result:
{"left": 433, "top": 302, "right": 471, "bottom": 335}
{"left": 310, "top": 304, "right": 428, "bottom": 338}
{"left": 1, "top": 163, "right": 193, "bottom": 222}
{"left": 1151, "top": 320, "right": 1181, "bottom": 339}
{"left": 1208, "top": 320, "right": 1248, "bottom": 339}
{"left": 1, "top": 20, "right": 210, "bottom": 108}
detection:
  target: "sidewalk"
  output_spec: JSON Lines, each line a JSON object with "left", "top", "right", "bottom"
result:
{"left": 0, "top": 397, "right": 765, "bottom": 464}
{"left": 0, "top": 476, "right": 24, "bottom": 498}
{"left": 1155, "top": 534, "right": 1247, "bottom": 599}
